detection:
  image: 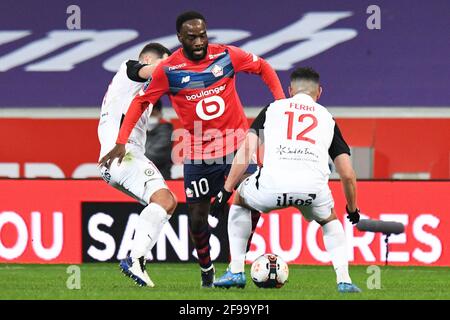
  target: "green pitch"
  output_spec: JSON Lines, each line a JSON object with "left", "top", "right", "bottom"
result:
{"left": 0, "top": 263, "right": 449, "bottom": 300}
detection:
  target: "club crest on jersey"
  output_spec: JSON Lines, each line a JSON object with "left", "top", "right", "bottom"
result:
{"left": 185, "top": 188, "right": 194, "bottom": 198}
{"left": 100, "top": 167, "right": 111, "bottom": 183}
{"left": 211, "top": 64, "right": 223, "bottom": 77}
{"left": 144, "top": 168, "right": 154, "bottom": 176}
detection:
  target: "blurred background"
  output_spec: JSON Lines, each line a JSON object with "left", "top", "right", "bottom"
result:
{"left": 0, "top": 0, "right": 449, "bottom": 266}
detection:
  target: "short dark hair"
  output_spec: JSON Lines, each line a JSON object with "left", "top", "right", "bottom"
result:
{"left": 153, "top": 100, "right": 162, "bottom": 112}
{"left": 290, "top": 67, "right": 320, "bottom": 83}
{"left": 139, "top": 43, "right": 171, "bottom": 59}
{"left": 176, "top": 11, "right": 206, "bottom": 33}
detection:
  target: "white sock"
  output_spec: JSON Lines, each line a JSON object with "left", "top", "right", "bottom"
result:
{"left": 322, "top": 219, "right": 352, "bottom": 284}
{"left": 228, "top": 204, "right": 252, "bottom": 273}
{"left": 130, "top": 203, "right": 170, "bottom": 259}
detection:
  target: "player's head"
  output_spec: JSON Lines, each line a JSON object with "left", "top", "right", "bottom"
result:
{"left": 139, "top": 43, "right": 171, "bottom": 64}
{"left": 150, "top": 100, "right": 163, "bottom": 120}
{"left": 289, "top": 67, "right": 322, "bottom": 101}
{"left": 176, "top": 11, "right": 208, "bottom": 61}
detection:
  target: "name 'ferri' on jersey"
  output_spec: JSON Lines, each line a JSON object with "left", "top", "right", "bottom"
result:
{"left": 98, "top": 60, "right": 151, "bottom": 159}
{"left": 257, "top": 93, "right": 337, "bottom": 193}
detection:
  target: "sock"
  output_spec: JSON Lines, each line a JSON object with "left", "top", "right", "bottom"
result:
{"left": 130, "top": 203, "right": 170, "bottom": 259}
{"left": 322, "top": 219, "right": 352, "bottom": 284}
{"left": 190, "top": 224, "right": 212, "bottom": 270}
{"left": 228, "top": 205, "right": 252, "bottom": 274}
{"left": 246, "top": 210, "right": 261, "bottom": 252}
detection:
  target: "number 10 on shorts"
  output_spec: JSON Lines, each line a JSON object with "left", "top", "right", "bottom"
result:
{"left": 191, "top": 178, "right": 210, "bottom": 198}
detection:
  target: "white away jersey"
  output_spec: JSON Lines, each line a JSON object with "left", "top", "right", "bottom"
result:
{"left": 98, "top": 60, "right": 152, "bottom": 159}
{"left": 251, "top": 93, "right": 350, "bottom": 193}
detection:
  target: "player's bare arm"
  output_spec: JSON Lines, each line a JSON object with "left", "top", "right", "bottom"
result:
{"left": 333, "top": 153, "right": 357, "bottom": 211}
{"left": 333, "top": 153, "right": 360, "bottom": 223}
{"left": 138, "top": 53, "right": 169, "bottom": 79}
{"left": 211, "top": 102, "right": 267, "bottom": 214}
{"left": 211, "top": 133, "right": 259, "bottom": 216}
{"left": 224, "top": 132, "right": 259, "bottom": 192}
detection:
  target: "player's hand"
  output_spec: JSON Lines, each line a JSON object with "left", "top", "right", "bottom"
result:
{"left": 211, "top": 187, "right": 233, "bottom": 216}
{"left": 98, "top": 143, "right": 126, "bottom": 169}
{"left": 346, "top": 205, "right": 360, "bottom": 224}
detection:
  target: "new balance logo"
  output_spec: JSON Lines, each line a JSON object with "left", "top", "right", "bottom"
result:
{"left": 181, "top": 76, "right": 190, "bottom": 84}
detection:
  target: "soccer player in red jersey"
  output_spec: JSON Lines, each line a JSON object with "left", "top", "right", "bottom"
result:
{"left": 99, "top": 11, "right": 285, "bottom": 287}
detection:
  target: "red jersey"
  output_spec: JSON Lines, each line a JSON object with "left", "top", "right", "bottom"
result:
{"left": 117, "top": 44, "right": 285, "bottom": 160}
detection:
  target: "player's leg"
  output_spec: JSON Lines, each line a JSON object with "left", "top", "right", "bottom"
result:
{"left": 306, "top": 190, "right": 361, "bottom": 293}
{"left": 184, "top": 161, "right": 228, "bottom": 287}
{"left": 231, "top": 165, "right": 261, "bottom": 253}
{"left": 129, "top": 188, "right": 176, "bottom": 261}
{"left": 214, "top": 173, "right": 270, "bottom": 288}
{"left": 248, "top": 209, "right": 261, "bottom": 252}
{"left": 229, "top": 192, "right": 255, "bottom": 270}
{"left": 187, "top": 199, "right": 216, "bottom": 287}
{"left": 101, "top": 153, "right": 176, "bottom": 287}
{"left": 123, "top": 188, "right": 177, "bottom": 287}
{"left": 240, "top": 175, "right": 261, "bottom": 253}
{"left": 214, "top": 191, "right": 251, "bottom": 288}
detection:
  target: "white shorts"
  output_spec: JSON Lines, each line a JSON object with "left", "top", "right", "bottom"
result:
{"left": 237, "top": 171, "right": 334, "bottom": 222}
{"left": 99, "top": 149, "right": 168, "bottom": 206}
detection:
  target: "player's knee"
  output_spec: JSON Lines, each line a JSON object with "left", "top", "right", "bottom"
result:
{"left": 163, "top": 193, "right": 178, "bottom": 215}
{"left": 233, "top": 191, "right": 254, "bottom": 211}
{"left": 233, "top": 191, "right": 247, "bottom": 206}
{"left": 316, "top": 208, "right": 338, "bottom": 226}
{"left": 150, "top": 189, "right": 178, "bottom": 215}
{"left": 189, "top": 216, "right": 207, "bottom": 233}
{"left": 188, "top": 203, "right": 209, "bottom": 232}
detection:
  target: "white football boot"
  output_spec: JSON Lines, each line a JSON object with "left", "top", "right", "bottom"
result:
{"left": 119, "top": 256, "right": 155, "bottom": 287}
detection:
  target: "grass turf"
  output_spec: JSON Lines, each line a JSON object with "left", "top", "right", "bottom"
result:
{"left": 0, "top": 263, "right": 449, "bottom": 300}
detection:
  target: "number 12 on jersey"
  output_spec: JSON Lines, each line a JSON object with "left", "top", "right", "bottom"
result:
{"left": 284, "top": 111, "right": 317, "bottom": 144}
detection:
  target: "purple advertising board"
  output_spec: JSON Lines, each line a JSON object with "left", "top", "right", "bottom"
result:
{"left": 0, "top": 0, "right": 449, "bottom": 107}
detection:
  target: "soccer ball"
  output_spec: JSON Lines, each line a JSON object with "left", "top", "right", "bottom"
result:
{"left": 250, "top": 253, "right": 289, "bottom": 288}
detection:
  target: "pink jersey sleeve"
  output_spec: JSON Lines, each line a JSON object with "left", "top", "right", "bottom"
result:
{"left": 116, "top": 64, "right": 169, "bottom": 144}
{"left": 227, "top": 45, "right": 285, "bottom": 100}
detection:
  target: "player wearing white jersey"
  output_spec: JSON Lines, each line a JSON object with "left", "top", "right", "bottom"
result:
{"left": 98, "top": 43, "right": 177, "bottom": 287}
{"left": 212, "top": 67, "right": 362, "bottom": 293}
